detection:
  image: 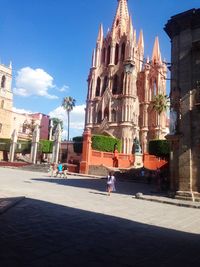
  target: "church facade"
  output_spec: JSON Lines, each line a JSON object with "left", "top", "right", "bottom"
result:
{"left": 85, "top": 0, "right": 168, "bottom": 154}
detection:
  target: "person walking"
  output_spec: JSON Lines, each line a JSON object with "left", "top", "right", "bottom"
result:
{"left": 50, "top": 162, "right": 57, "bottom": 177}
{"left": 106, "top": 171, "right": 116, "bottom": 196}
{"left": 56, "top": 162, "right": 63, "bottom": 178}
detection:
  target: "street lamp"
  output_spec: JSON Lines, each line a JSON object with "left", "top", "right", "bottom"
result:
{"left": 124, "top": 60, "right": 135, "bottom": 74}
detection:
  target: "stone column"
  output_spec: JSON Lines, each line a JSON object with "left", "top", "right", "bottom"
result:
{"left": 51, "top": 123, "right": 62, "bottom": 164}
{"left": 31, "top": 124, "right": 40, "bottom": 164}
{"left": 49, "top": 119, "right": 53, "bottom": 141}
{"left": 80, "top": 128, "right": 92, "bottom": 174}
{"left": 9, "top": 129, "right": 18, "bottom": 162}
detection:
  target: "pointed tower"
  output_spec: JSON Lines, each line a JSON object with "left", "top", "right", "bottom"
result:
{"left": 111, "top": 0, "right": 129, "bottom": 39}
{"left": 152, "top": 36, "right": 162, "bottom": 64}
{"left": 137, "top": 30, "right": 144, "bottom": 71}
{"left": 85, "top": 1, "right": 168, "bottom": 156}
{"left": 148, "top": 36, "right": 168, "bottom": 139}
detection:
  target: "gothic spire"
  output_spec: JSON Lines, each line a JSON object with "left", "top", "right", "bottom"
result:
{"left": 111, "top": 0, "right": 130, "bottom": 38}
{"left": 138, "top": 30, "right": 144, "bottom": 51}
{"left": 96, "top": 24, "right": 104, "bottom": 45}
{"left": 152, "top": 36, "right": 162, "bottom": 64}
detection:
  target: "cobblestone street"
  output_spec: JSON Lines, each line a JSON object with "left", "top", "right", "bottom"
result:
{"left": 0, "top": 167, "right": 200, "bottom": 267}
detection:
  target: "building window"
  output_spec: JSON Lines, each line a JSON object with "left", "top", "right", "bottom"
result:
{"left": 102, "top": 47, "right": 106, "bottom": 64}
{"left": 153, "top": 80, "right": 157, "bottom": 96}
{"left": 97, "top": 111, "right": 102, "bottom": 123}
{"left": 107, "top": 45, "right": 111, "bottom": 66}
{"left": 115, "top": 44, "right": 119, "bottom": 65}
{"left": 1, "top": 100, "right": 4, "bottom": 109}
{"left": 1, "top": 75, "right": 6, "bottom": 88}
{"left": 96, "top": 77, "right": 101, "bottom": 97}
{"left": 0, "top": 123, "right": 2, "bottom": 133}
{"left": 121, "top": 42, "right": 126, "bottom": 62}
{"left": 119, "top": 72, "right": 124, "bottom": 94}
{"left": 112, "top": 74, "right": 118, "bottom": 95}
{"left": 102, "top": 76, "right": 108, "bottom": 95}
{"left": 104, "top": 107, "right": 109, "bottom": 120}
{"left": 111, "top": 109, "right": 117, "bottom": 122}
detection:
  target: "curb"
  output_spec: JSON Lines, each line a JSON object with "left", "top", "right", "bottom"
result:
{"left": 0, "top": 197, "right": 25, "bottom": 215}
{"left": 134, "top": 195, "right": 200, "bottom": 209}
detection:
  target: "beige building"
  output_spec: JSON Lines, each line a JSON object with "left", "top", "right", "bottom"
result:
{"left": 85, "top": 0, "right": 168, "bottom": 154}
{"left": 0, "top": 62, "right": 13, "bottom": 139}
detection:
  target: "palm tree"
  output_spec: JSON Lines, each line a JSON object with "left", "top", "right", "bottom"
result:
{"left": 152, "top": 94, "right": 170, "bottom": 138}
{"left": 62, "top": 96, "right": 76, "bottom": 141}
{"left": 152, "top": 94, "right": 170, "bottom": 115}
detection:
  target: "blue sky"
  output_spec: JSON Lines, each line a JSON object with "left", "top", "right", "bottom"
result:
{"left": 0, "top": 0, "right": 199, "bottom": 138}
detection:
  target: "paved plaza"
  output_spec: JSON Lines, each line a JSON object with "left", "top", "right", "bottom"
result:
{"left": 0, "top": 167, "right": 200, "bottom": 266}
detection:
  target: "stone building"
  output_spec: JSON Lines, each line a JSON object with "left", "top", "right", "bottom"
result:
{"left": 85, "top": 0, "right": 168, "bottom": 154}
{"left": 0, "top": 62, "right": 13, "bottom": 139}
{"left": 165, "top": 8, "right": 200, "bottom": 201}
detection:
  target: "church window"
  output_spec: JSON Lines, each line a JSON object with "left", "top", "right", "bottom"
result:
{"left": 121, "top": 42, "right": 126, "bottom": 62}
{"left": 153, "top": 80, "right": 157, "bottom": 96}
{"left": 107, "top": 45, "right": 111, "bottom": 66}
{"left": 1, "top": 100, "right": 4, "bottom": 109}
{"left": 97, "top": 111, "right": 102, "bottom": 123}
{"left": 111, "top": 109, "right": 117, "bottom": 122}
{"left": 112, "top": 74, "right": 118, "bottom": 95}
{"left": 115, "top": 44, "right": 119, "bottom": 65}
{"left": 89, "top": 80, "right": 93, "bottom": 99}
{"left": 116, "top": 19, "right": 119, "bottom": 27}
{"left": 96, "top": 77, "right": 101, "bottom": 97}
{"left": 0, "top": 123, "right": 2, "bottom": 133}
{"left": 102, "top": 47, "right": 106, "bottom": 64}
{"left": 119, "top": 72, "right": 124, "bottom": 94}
{"left": 1, "top": 75, "right": 6, "bottom": 88}
{"left": 104, "top": 107, "right": 109, "bottom": 120}
{"left": 102, "top": 76, "right": 108, "bottom": 95}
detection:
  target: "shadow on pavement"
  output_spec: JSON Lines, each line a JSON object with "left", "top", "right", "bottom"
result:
{"left": 31, "top": 177, "right": 156, "bottom": 197}
{"left": 0, "top": 197, "right": 199, "bottom": 267}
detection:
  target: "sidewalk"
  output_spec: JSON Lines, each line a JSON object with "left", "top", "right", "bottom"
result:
{"left": 67, "top": 171, "right": 200, "bottom": 209}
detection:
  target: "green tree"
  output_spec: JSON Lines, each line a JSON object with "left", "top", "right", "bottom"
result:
{"left": 62, "top": 96, "right": 76, "bottom": 141}
{"left": 152, "top": 94, "right": 170, "bottom": 115}
{"left": 152, "top": 94, "right": 170, "bottom": 138}
{"left": 51, "top": 118, "right": 64, "bottom": 137}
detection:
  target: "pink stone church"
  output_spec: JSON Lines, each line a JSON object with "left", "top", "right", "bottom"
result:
{"left": 85, "top": 0, "right": 168, "bottom": 154}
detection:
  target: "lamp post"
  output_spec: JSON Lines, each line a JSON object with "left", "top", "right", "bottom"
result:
{"left": 124, "top": 60, "right": 135, "bottom": 74}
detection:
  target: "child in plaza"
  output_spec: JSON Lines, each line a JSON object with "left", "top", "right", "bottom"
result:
{"left": 62, "top": 164, "right": 68, "bottom": 178}
{"left": 106, "top": 171, "right": 116, "bottom": 196}
{"left": 56, "top": 162, "right": 63, "bottom": 178}
{"left": 50, "top": 162, "right": 57, "bottom": 177}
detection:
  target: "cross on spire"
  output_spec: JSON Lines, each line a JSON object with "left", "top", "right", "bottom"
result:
{"left": 111, "top": 0, "right": 130, "bottom": 38}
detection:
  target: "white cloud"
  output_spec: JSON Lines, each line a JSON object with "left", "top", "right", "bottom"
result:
{"left": 14, "top": 67, "right": 58, "bottom": 99}
{"left": 49, "top": 104, "right": 85, "bottom": 138}
{"left": 12, "top": 107, "right": 33, "bottom": 114}
{"left": 59, "top": 85, "right": 69, "bottom": 92}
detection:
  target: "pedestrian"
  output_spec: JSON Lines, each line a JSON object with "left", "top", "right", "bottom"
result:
{"left": 50, "top": 162, "right": 57, "bottom": 177}
{"left": 56, "top": 162, "right": 63, "bottom": 178}
{"left": 62, "top": 164, "right": 68, "bottom": 178}
{"left": 106, "top": 171, "right": 116, "bottom": 196}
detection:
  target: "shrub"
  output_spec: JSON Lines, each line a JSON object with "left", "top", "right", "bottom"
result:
{"left": 73, "top": 136, "right": 83, "bottom": 153}
{"left": 0, "top": 138, "right": 10, "bottom": 151}
{"left": 92, "top": 135, "right": 121, "bottom": 152}
{"left": 149, "top": 139, "right": 170, "bottom": 158}
{"left": 39, "top": 140, "right": 53, "bottom": 153}
{"left": 15, "top": 140, "right": 31, "bottom": 154}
